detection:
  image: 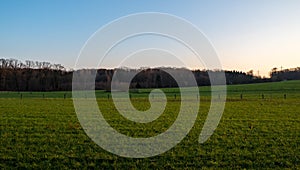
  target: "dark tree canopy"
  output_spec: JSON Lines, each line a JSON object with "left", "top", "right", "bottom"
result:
{"left": 0, "top": 58, "right": 299, "bottom": 91}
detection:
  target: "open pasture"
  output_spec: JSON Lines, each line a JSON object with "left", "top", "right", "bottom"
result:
{"left": 0, "top": 80, "right": 300, "bottom": 168}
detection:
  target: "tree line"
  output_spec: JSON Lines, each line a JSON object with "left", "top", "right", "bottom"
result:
{"left": 270, "top": 67, "right": 300, "bottom": 81}
{"left": 0, "top": 58, "right": 71, "bottom": 91}
{"left": 0, "top": 58, "right": 299, "bottom": 91}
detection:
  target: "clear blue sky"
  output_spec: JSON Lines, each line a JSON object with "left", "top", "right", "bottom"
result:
{"left": 1, "top": 0, "right": 300, "bottom": 77}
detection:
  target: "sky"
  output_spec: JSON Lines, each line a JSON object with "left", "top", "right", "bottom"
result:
{"left": 1, "top": 0, "right": 300, "bottom": 77}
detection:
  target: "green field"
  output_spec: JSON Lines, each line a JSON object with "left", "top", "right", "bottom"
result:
{"left": 0, "top": 80, "right": 300, "bottom": 168}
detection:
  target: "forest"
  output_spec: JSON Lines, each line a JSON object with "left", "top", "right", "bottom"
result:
{"left": 0, "top": 58, "right": 299, "bottom": 91}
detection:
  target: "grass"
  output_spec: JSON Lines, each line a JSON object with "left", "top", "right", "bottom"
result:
{"left": 0, "top": 80, "right": 300, "bottom": 168}
{"left": 1, "top": 80, "right": 299, "bottom": 99}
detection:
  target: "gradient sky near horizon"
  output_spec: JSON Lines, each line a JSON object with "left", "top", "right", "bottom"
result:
{"left": 1, "top": 0, "right": 300, "bottom": 77}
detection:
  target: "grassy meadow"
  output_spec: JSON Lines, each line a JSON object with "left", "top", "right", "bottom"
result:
{"left": 0, "top": 80, "right": 299, "bottom": 168}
